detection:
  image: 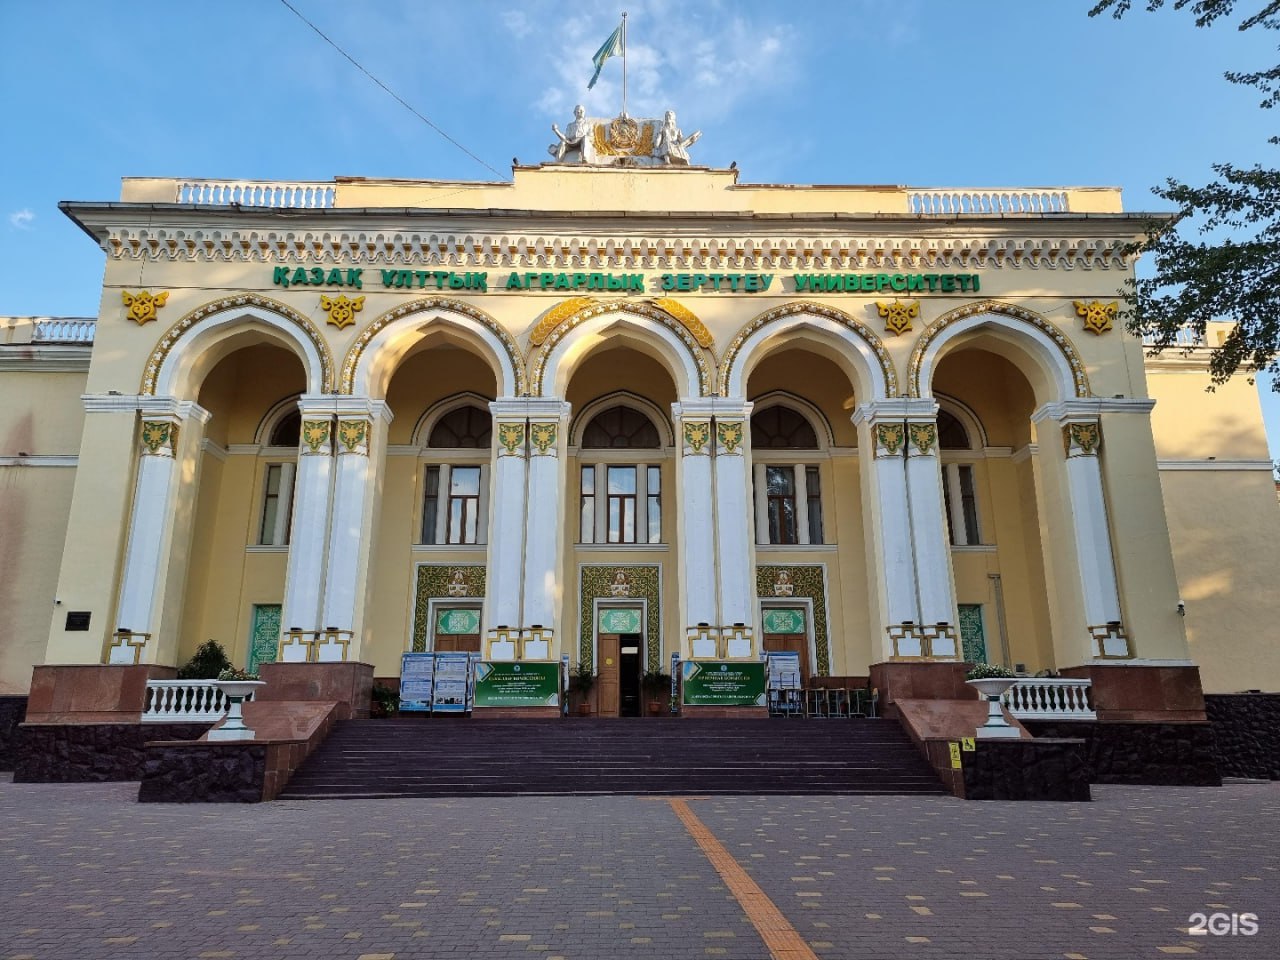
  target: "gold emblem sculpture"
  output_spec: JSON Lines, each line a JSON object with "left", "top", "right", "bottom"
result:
{"left": 683, "top": 421, "right": 710, "bottom": 454}
{"left": 497, "top": 422, "right": 526, "bottom": 455}
{"left": 1073, "top": 300, "right": 1118, "bottom": 336}
{"left": 320, "top": 294, "right": 365, "bottom": 330}
{"left": 875, "top": 423, "right": 905, "bottom": 457}
{"left": 122, "top": 290, "right": 168, "bottom": 325}
{"left": 716, "top": 421, "right": 744, "bottom": 454}
{"left": 876, "top": 299, "right": 919, "bottom": 336}
{"left": 530, "top": 422, "right": 558, "bottom": 455}
{"left": 908, "top": 423, "right": 938, "bottom": 456}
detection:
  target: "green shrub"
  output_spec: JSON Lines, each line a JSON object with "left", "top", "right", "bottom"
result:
{"left": 177, "top": 640, "right": 232, "bottom": 679}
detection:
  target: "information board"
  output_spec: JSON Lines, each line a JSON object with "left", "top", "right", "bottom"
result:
{"left": 681, "top": 661, "right": 767, "bottom": 706}
{"left": 473, "top": 661, "right": 560, "bottom": 707}
{"left": 399, "top": 652, "right": 436, "bottom": 712}
{"left": 766, "top": 651, "right": 802, "bottom": 690}
{"left": 432, "top": 652, "right": 472, "bottom": 712}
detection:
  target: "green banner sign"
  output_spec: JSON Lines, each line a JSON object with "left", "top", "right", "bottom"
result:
{"left": 681, "top": 661, "right": 766, "bottom": 707}
{"left": 598, "top": 607, "right": 643, "bottom": 634}
{"left": 762, "top": 608, "right": 806, "bottom": 634}
{"left": 473, "top": 661, "right": 560, "bottom": 707}
{"left": 436, "top": 607, "right": 481, "bottom": 635}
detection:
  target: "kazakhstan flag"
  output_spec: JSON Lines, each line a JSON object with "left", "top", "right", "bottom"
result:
{"left": 588, "top": 23, "right": 624, "bottom": 90}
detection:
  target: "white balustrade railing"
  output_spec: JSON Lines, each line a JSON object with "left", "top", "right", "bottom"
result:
{"left": 32, "top": 319, "right": 96, "bottom": 344}
{"left": 909, "top": 189, "right": 1070, "bottom": 215}
{"left": 1143, "top": 327, "right": 1206, "bottom": 348}
{"left": 176, "top": 179, "right": 336, "bottom": 208}
{"left": 142, "top": 680, "right": 255, "bottom": 722}
{"left": 1003, "top": 678, "right": 1095, "bottom": 720}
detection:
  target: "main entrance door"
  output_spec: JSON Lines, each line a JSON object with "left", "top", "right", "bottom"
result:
{"left": 434, "top": 606, "right": 481, "bottom": 654}
{"left": 595, "top": 633, "right": 643, "bottom": 717}
{"left": 761, "top": 606, "right": 810, "bottom": 685}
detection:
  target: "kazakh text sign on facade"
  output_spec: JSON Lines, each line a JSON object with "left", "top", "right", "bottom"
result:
{"left": 270, "top": 267, "right": 980, "bottom": 295}
{"left": 473, "top": 662, "right": 560, "bottom": 707}
{"left": 681, "top": 661, "right": 767, "bottom": 707}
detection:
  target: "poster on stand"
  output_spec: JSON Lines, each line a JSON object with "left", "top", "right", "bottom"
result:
{"left": 399, "top": 652, "right": 435, "bottom": 712}
{"left": 473, "top": 661, "right": 560, "bottom": 707}
{"left": 766, "top": 652, "right": 802, "bottom": 691}
{"left": 432, "top": 652, "right": 472, "bottom": 712}
{"left": 682, "top": 661, "right": 767, "bottom": 706}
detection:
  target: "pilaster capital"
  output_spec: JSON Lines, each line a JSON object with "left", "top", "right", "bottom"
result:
{"left": 293, "top": 395, "right": 393, "bottom": 424}
{"left": 1030, "top": 398, "right": 1156, "bottom": 425}
{"left": 672, "top": 397, "right": 753, "bottom": 420}
{"left": 850, "top": 398, "right": 938, "bottom": 427}
{"left": 488, "top": 397, "right": 571, "bottom": 422}
{"left": 83, "top": 393, "right": 210, "bottom": 424}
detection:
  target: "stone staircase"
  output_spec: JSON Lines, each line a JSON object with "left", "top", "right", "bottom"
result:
{"left": 278, "top": 717, "right": 946, "bottom": 799}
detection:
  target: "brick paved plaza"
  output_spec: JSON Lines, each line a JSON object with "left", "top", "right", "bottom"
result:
{"left": 1, "top": 774, "right": 1276, "bottom": 960}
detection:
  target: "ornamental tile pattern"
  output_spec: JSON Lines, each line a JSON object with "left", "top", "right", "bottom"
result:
{"left": 755, "top": 564, "right": 831, "bottom": 676}
{"left": 578, "top": 564, "right": 661, "bottom": 672}
{"left": 411, "top": 564, "right": 486, "bottom": 653}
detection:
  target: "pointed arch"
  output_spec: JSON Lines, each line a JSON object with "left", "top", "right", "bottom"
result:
{"left": 909, "top": 299, "right": 1091, "bottom": 401}
{"left": 341, "top": 297, "right": 525, "bottom": 397}
{"left": 141, "top": 294, "right": 333, "bottom": 397}
{"left": 529, "top": 299, "right": 714, "bottom": 397}
{"left": 719, "top": 301, "right": 897, "bottom": 401}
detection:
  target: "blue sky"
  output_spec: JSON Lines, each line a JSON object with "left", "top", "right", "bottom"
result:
{"left": 1, "top": 0, "right": 1276, "bottom": 456}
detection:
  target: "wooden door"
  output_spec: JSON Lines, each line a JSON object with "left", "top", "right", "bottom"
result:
{"left": 435, "top": 634, "right": 481, "bottom": 654}
{"left": 763, "top": 634, "right": 810, "bottom": 685}
{"left": 597, "top": 634, "right": 620, "bottom": 716}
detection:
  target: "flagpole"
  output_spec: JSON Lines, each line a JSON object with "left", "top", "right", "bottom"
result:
{"left": 621, "top": 12, "right": 628, "bottom": 117}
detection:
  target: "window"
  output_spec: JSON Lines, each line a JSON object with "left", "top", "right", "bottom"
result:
{"left": 578, "top": 404, "right": 664, "bottom": 545}
{"left": 419, "top": 403, "right": 492, "bottom": 546}
{"left": 258, "top": 463, "right": 295, "bottom": 545}
{"left": 422, "top": 464, "right": 485, "bottom": 544}
{"left": 943, "top": 464, "right": 982, "bottom": 546}
{"left": 750, "top": 403, "right": 824, "bottom": 546}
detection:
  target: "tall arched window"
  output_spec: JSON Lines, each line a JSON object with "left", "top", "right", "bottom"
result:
{"left": 421, "top": 401, "right": 492, "bottom": 545}
{"left": 256, "top": 399, "right": 301, "bottom": 547}
{"left": 750, "top": 403, "right": 825, "bottom": 545}
{"left": 578, "top": 404, "right": 663, "bottom": 544}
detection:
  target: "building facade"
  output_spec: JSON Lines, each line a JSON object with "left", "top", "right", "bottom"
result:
{"left": 3, "top": 150, "right": 1279, "bottom": 703}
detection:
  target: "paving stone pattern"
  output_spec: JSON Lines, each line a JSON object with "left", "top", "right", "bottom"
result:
{"left": 1, "top": 773, "right": 1277, "bottom": 960}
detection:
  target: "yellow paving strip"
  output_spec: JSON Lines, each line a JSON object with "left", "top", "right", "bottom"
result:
{"left": 668, "top": 798, "right": 820, "bottom": 960}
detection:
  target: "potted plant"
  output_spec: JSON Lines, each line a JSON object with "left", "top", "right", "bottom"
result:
{"left": 210, "top": 667, "right": 265, "bottom": 740}
{"left": 642, "top": 669, "right": 671, "bottom": 716}
{"left": 371, "top": 681, "right": 398, "bottom": 718}
{"left": 570, "top": 662, "right": 595, "bottom": 716}
{"left": 965, "top": 663, "right": 1019, "bottom": 738}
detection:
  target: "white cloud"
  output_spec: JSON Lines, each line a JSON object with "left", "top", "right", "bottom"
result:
{"left": 9, "top": 209, "right": 34, "bottom": 229}
{"left": 501, "top": 10, "right": 533, "bottom": 39}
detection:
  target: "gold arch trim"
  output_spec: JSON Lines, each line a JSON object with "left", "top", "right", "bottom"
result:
{"left": 529, "top": 297, "right": 593, "bottom": 346}
{"left": 528, "top": 299, "right": 715, "bottom": 397}
{"left": 651, "top": 298, "right": 715, "bottom": 349}
{"left": 907, "top": 299, "right": 1091, "bottom": 399}
{"left": 140, "top": 293, "right": 334, "bottom": 395}
{"left": 718, "top": 301, "right": 897, "bottom": 398}
{"left": 340, "top": 297, "right": 527, "bottom": 396}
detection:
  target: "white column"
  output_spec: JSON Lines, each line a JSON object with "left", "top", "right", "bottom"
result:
{"left": 484, "top": 401, "right": 529, "bottom": 643}
{"left": 903, "top": 405, "right": 958, "bottom": 659}
{"left": 111, "top": 400, "right": 210, "bottom": 664}
{"left": 672, "top": 402, "right": 718, "bottom": 653}
{"left": 711, "top": 401, "right": 756, "bottom": 633}
{"left": 1060, "top": 416, "right": 1127, "bottom": 658}
{"left": 853, "top": 402, "right": 919, "bottom": 661}
{"left": 318, "top": 400, "right": 392, "bottom": 662}
{"left": 521, "top": 399, "right": 571, "bottom": 638}
{"left": 281, "top": 398, "right": 335, "bottom": 660}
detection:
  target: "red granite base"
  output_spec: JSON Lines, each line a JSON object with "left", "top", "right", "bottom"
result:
{"left": 868, "top": 661, "right": 973, "bottom": 719}
{"left": 1059, "top": 663, "right": 1206, "bottom": 721}
{"left": 26, "top": 664, "right": 178, "bottom": 723}
{"left": 258, "top": 662, "right": 374, "bottom": 719}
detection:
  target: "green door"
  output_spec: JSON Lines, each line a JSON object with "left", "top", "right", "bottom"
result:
{"left": 958, "top": 604, "right": 987, "bottom": 664}
{"left": 248, "top": 604, "right": 282, "bottom": 672}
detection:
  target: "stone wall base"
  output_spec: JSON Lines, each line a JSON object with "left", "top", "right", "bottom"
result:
{"left": 962, "top": 738, "right": 1091, "bottom": 801}
{"left": 1205, "top": 693, "right": 1280, "bottom": 780}
{"left": 869, "top": 661, "right": 973, "bottom": 720}
{"left": 13, "top": 722, "right": 211, "bottom": 782}
{"left": 1059, "top": 663, "right": 1207, "bottom": 721}
{"left": 0, "top": 695, "right": 28, "bottom": 771}
{"left": 1024, "top": 720, "right": 1221, "bottom": 785}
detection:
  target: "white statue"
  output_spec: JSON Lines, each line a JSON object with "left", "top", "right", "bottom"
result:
{"left": 654, "top": 110, "right": 701, "bottom": 165}
{"left": 549, "top": 104, "right": 594, "bottom": 163}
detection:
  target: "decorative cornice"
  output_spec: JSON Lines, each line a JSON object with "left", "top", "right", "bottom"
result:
{"left": 0, "top": 345, "right": 92, "bottom": 374}
{"left": 1031, "top": 398, "right": 1156, "bottom": 422}
{"left": 1157, "top": 459, "right": 1274, "bottom": 472}
{"left": 94, "top": 224, "right": 1132, "bottom": 271}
